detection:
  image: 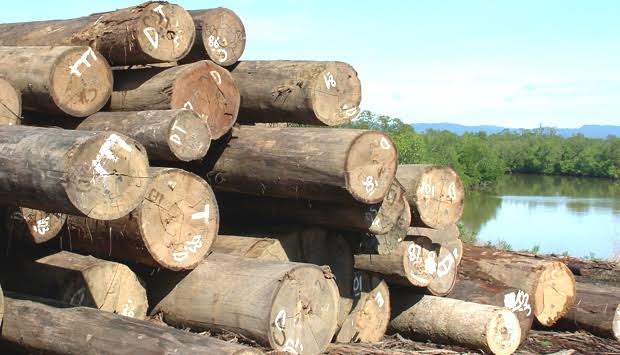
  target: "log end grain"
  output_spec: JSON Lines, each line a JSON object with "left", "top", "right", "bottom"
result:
{"left": 268, "top": 265, "right": 340, "bottom": 354}
{"left": 50, "top": 46, "right": 112, "bottom": 117}
{"left": 367, "top": 182, "right": 407, "bottom": 235}
{"left": 11, "top": 208, "right": 66, "bottom": 244}
{"left": 139, "top": 168, "right": 219, "bottom": 270}
{"left": 65, "top": 132, "right": 149, "bottom": 220}
{"left": 165, "top": 109, "right": 212, "bottom": 161}
{"left": 403, "top": 237, "right": 438, "bottom": 287}
{"left": 412, "top": 165, "right": 465, "bottom": 228}
{"left": 193, "top": 8, "right": 246, "bottom": 66}
{"left": 0, "top": 77, "right": 21, "bottom": 125}
{"left": 426, "top": 243, "right": 458, "bottom": 296}
{"left": 345, "top": 132, "right": 398, "bottom": 204}
{"left": 312, "top": 62, "right": 361, "bottom": 125}
{"left": 485, "top": 308, "right": 522, "bottom": 355}
{"left": 533, "top": 261, "right": 576, "bottom": 326}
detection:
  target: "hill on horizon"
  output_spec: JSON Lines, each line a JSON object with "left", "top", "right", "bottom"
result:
{"left": 411, "top": 123, "right": 620, "bottom": 139}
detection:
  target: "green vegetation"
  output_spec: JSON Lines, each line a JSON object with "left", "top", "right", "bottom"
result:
{"left": 344, "top": 111, "right": 620, "bottom": 188}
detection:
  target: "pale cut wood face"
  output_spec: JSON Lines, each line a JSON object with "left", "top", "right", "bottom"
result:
{"left": 533, "top": 262, "right": 576, "bottom": 326}
{"left": 485, "top": 309, "right": 521, "bottom": 355}
{"left": 0, "top": 78, "right": 20, "bottom": 125}
{"left": 18, "top": 207, "right": 66, "bottom": 244}
{"left": 198, "top": 8, "right": 246, "bottom": 66}
{"left": 312, "top": 61, "right": 362, "bottom": 125}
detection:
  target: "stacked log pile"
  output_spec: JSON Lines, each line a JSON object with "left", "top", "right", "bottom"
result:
{"left": 0, "top": 2, "right": 614, "bottom": 355}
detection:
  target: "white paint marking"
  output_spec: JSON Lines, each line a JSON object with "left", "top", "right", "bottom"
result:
{"left": 192, "top": 204, "right": 210, "bottom": 221}
{"left": 436, "top": 253, "right": 454, "bottom": 278}
{"left": 91, "top": 134, "right": 133, "bottom": 182}
{"left": 421, "top": 181, "right": 435, "bottom": 199}
{"left": 282, "top": 338, "right": 303, "bottom": 354}
{"left": 183, "top": 101, "right": 194, "bottom": 110}
{"left": 208, "top": 35, "right": 221, "bottom": 48}
{"left": 274, "top": 309, "right": 286, "bottom": 331}
{"left": 374, "top": 292, "right": 385, "bottom": 308}
{"left": 424, "top": 251, "right": 438, "bottom": 275}
{"left": 33, "top": 217, "right": 51, "bottom": 235}
{"left": 408, "top": 243, "right": 422, "bottom": 262}
{"left": 380, "top": 137, "right": 391, "bottom": 150}
{"left": 120, "top": 299, "right": 136, "bottom": 318}
{"left": 352, "top": 273, "right": 363, "bottom": 297}
{"left": 143, "top": 27, "right": 159, "bottom": 49}
{"left": 362, "top": 175, "right": 378, "bottom": 196}
{"left": 169, "top": 134, "right": 182, "bottom": 145}
{"left": 152, "top": 4, "right": 167, "bottom": 23}
{"left": 172, "top": 250, "right": 189, "bottom": 262}
{"left": 216, "top": 48, "right": 228, "bottom": 63}
{"left": 210, "top": 70, "right": 222, "bottom": 85}
{"left": 343, "top": 106, "right": 359, "bottom": 117}
{"left": 504, "top": 290, "right": 532, "bottom": 316}
{"left": 447, "top": 182, "right": 457, "bottom": 201}
{"left": 69, "top": 47, "right": 98, "bottom": 77}
{"left": 184, "top": 235, "right": 203, "bottom": 253}
{"left": 323, "top": 72, "right": 336, "bottom": 89}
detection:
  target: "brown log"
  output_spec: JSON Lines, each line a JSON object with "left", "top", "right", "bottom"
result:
{"left": 0, "top": 2, "right": 195, "bottom": 66}
{"left": 357, "top": 197, "right": 412, "bottom": 255}
{"left": 397, "top": 165, "right": 465, "bottom": 228}
{"left": 407, "top": 224, "right": 460, "bottom": 245}
{"left": 109, "top": 60, "right": 240, "bottom": 139}
{"left": 65, "top": 167, "right": 218, "bottom": 270}
{"left": 389, "top": 290, "right": 521, "bottom": 355}
{"left": 4, "top": 207, "right": 66, "bottom": 244}
{"left": 78, "top": 109, "right": 211, "bottom": 162}
{"left": 184, "top": 8, "right": 246, "bottom": 66}
{"left": 448, "top": 277, "right": 534, "bottom": 342}
{"left": 151, "top": 253, "right": 339, "bottom": 354}
{"left": 1, "top": 251, "right": 147, "bottom": 319}
{"left": 0, "top": 126, "right": 149, "bottom": 220}
{"left": 229, "top": 60, "right": 362, "bottom": 126}
{"left": 0, "top": 292, "right": 262, "bottom": 355}
{"left": 554, "top": 282, "right": 620, "bottom": 340}
{"left": 461, "top": 243, "right": 576, "bottom": 326}
{"left": 0, "top": 46, "right": 112, "bottom": 117}
{"left": 207, "top": 125, "right": 398, "bottom": 204}
{"left": 0, "top": 78, "right": 21, "bottom": 125}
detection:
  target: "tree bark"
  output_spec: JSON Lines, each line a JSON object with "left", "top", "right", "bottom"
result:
{"left": 1, "top": 251, "right": 147, "bottom": 319}
{"left": 0, "top": 78, "right": 21, "bottom": 126}
{"left": 460, "top": 243, "right": 576, "bottom": 326}
{"left": 78, "top": 109, "right": 211, "bottom": 162}
{"left": 0, "top": 2, "right": 195, "bottom": 66}
{"left": 0, "top": 126, "right": 149, "bottom": 220}
{"left": 0, "top": 46, "right": 112, "bottom": 117}
{"left": 396, "top": 165, "right": 465, "bottom": 229}
{"left": 151, "top": 253, "right": 340, "bottom": 355}
{"left": 0, "top": 292, "right": 262, "bottom": 355}
{"left": 554, "top": 282, "right": 620, "bottom": 340}
{"left": 3, "top": 207, "right": 66, "bottom": 244}
{"left": 183, "top": 8, "right": 246, "bottom": 66}
{"left": 64, "top": 167, "right": 218, "bottom": 270}
{"left": 389, "top": 290, "right": 522, "bottom": 355}
{"left": 206, "top": 125, "right": 398, "bottom": 204}
{"left": 109, "top": 60, "right": 240, "bottom": 139}
{"left": 228, "top": 60, "right": 362, "bottom": 126}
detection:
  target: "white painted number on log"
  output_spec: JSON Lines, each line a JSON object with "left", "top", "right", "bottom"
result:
{"left": 143, "top": 27, "right": 159, "bottom": 49}
{"left": 380, "top": 137, "right": 391, "bottom": 149}
{"left": 362, "top": 176, "right": 378, "bottom": 196}
{"left": 324, "top": 72, "right": 336, "bottom": 89}
{"left": 282, "top": 338, "right": 303, "bottom": 354}
{"left": 192, "top": 204, "right": 210, "bottom": 221}
{"left": 504, "top": 290, "right": 532, "bottom": 316}
{"left": 152, "top": 4, "right": 167, "bottom": 23}
{"left": 408, "top": 243, "right": 422, "bottom": 262}
{"left": 208, "top": 35, "right": 221, "bottom": 48}
{"left": 172, "top": 235, "right": 204, "bottom": 262}
{"left": 33, "top": 217, "right": 51, "bottom": 235}
{"left": 121, "top": 299, "right": 136, "bottom": 318}
{"left": 183, "top": 101, "right": 194, "bottom": 110}
{"left": 447, "top": 182, "right": 457, "bottom": 201}
{"left": 210, "top": 70, "right": 222, "bottom": 85}
{"left": 425, "top": 251, "right": 438, "bottom": 275}
{"left": 169, "top": 120, "right": 187, "bottom": 145}
{"left": 374, "top": 292, "right": 385, "bottom": 308}
{"left": 421, "top": 181, "right": 435, "bottom": 199}
{"left": 91, "top": 134, "right": 133, "bottom": 178}
{"left": 69, "top": 47, "right": 98, "bottom": 77}
{"left": 353, "top": 273, "right": 363, "bottom": 297}
{"left": 274, "top": 309, "right": 286, "bottom": 331}
{"left": 436, "top": 253, "right": 454, "bottom": 278}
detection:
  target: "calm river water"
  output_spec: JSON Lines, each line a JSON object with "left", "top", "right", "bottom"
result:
{"left": 460, "top": 174, "right": 620, "bottom": 259}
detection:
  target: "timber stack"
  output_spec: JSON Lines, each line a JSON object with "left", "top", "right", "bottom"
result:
{"left": 0, "top": 2, "right": 609, "bottom": 355}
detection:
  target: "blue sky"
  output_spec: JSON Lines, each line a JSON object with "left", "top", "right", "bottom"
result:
{"left": 3, "top": 1, "right": 619, "bottom": 128}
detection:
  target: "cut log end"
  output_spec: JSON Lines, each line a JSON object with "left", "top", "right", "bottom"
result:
{"left": 403, "top": 237, "right": 437, "bottom": 287}
{"left": 135, "top": 3, "right": 195, "bottom": 63}
{"left": 427, "top": 244, "right": 458, "bottom": 296}
{"left": 65, "top": 132, "right": 149, "bottom": 220}
{"left": 15, "top": 208, "right": 66, "bottom": 244}
{"left": 0, "top": 78, "right": 21, "bottom": 125}
{"left": 268, "top": 265, "right": 339, "bottom": 354}
{"left": 196, "top": 8, "right": 246, "bottom": 66}
{"left": 614, "top": 305, "right": 620, "bottom": 340}
{"left": 486, "top": 309, "right": 522, "bottom": 355}
{"left": 312, "top": 62, "right": 362, "bottom": 125}
{"left": 533, "top": 261, "right": 576, "bottom": 326}
{"left": 413, "top": 165, "right": 465, "bottom": 228}
{"left": 50, "top": 46, "right": 112, "bottom": 117}
{"left": 166, "top": 109, "right": 212, "bottom": 161}
{"left": 140, "top": 168, "right": 219, "bottom": 270}
{"left": 345, "top": 132, "right": 398, "bottom": 204}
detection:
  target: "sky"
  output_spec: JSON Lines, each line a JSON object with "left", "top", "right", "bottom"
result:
{"left": 3, "top": 1, "right": 619, "bottom": 128}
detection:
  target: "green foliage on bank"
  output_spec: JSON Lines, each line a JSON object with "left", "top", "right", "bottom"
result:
{"left": 343, "top": 111, "right": 620, "bottom": 188}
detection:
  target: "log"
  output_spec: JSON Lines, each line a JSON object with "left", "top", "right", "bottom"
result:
{"left": 229, "top": 60, "right": 361, "bottom": 126}
{"left": 0, "top": 2, "right": 195, "bottom": 66}
{"left": 109, "top": 60, "right": 240, "bottom": 139}
{"left": 0, "top": 126, "right": 149, "bottom": 220}
{"left": 0, "top": 46, "right": 112, "bottom": 117}
{"left": 212, "top": 234, "right": 290, "bottom": 262}
{"left": 461, "top": 243, "right": 576, "bottom": 326}
{"left": 207, "top": 126, "right": 398, "bottom": 204}
{"left": 4, "top": 207, "right": 66, "bottom": 244}
{"left": 396, "top": 165, "right": 465, "bottom": 228}
{"left": 554, "top": 282, "right": 620, "bottom": 340}
{"left": 184, "top": 8, "right": 246, "bottom": 66}
{"left": 1, "top": 251, "right": 147, "bottom": 319}
{"left": 407, "top": 224, "right": 460, "bottom": 245}
{"left": 78, "top": 109, "right": 211, "bottom": 162}
{"left": 0, "top": 78, "right": 21, "bottom": 125}
{"left": 425, "top": 241, "right": 459, "bottom": 297}
{"left": 448, "top": 278, "right": 534, "bottom": 342}
{"left": 64, "top": 167, "right": 218, "bottom": 270}
{"left": 389, "top": 290, "right": 522, "bottom": 355}
{"left": 357, "top": 198, "right": 412, "bottom": 255}
{"left": 0, "top": 292, "right": 262, "bottom": 355}
{"left": 151, "top": 253, "right": 340, "bottom": 354}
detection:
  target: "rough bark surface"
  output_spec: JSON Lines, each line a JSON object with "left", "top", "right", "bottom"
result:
{"left": 3, "top": 207, "right": 66, "bottom": 244}
{"left": 213, "top": 235, "right": 290, "bottom": 262}
{"left": 0, "top": 78, "right": 21, "bottom": 125}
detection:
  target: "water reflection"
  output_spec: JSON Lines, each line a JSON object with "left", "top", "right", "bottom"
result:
{"left": 461, "top": 174, "right": 620, "bottom": 259}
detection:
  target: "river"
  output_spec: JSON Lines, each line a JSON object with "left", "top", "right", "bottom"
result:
{"left": 460, "top": 174, "right": 620, "bottom": 259}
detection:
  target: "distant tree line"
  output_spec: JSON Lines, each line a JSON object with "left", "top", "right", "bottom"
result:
{"left": 343, "top": 111, "right": 620, "bottom": 188}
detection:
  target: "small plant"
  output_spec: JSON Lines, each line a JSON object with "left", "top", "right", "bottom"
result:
{"left": 495, "top": 239, "right": 513, "bottom": 251}
{"left": 530, "top": 244, "right": 540, "bottom": 255}
{"left": 457, "top": 222, "right": 478, "bottom": 244}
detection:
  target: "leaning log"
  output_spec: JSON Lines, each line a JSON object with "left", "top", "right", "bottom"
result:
{"left": 389, "top": 291, "right": 521, "bottom": 355}
{"left": 4, "top": 207, "right": 66, "bottom": 244}
{"left": 461, "top": 243, "right": 576, "bottom": 326}
{"left": 229, "top": 60, "right": 362, "bottom": 126}
{"left": 0, "top": 292, "right": 262, "bottom": 355}
{"left": 0, "top": 126, "right": 149, "bottom": 220}
{"left": 65, "top": 167, "right": 218, "bottom": 270}
{"left": 151, "top": 253, "right": 340, "bottom": 354}
{"left": 110, "top": 60, "right": 240, "bottom": 139}
{"left": 0, "top": 46, "right": 112, "bottom": 117}
{"left": 184, "top": 8, "right": 246, "bottom": 66}
{"left": 397, "top": 165, "right": 465, "bottom": 229}
{"left": 0, "top": 2, "right": 195, "bottom": 66}
{"left": 0, "top": 78, "right": 21, "bottom": 125}
{"left": 554, "top": 282, "right": 620, "bottom": 340}
{"left": 78, "top": 109, "right": 211, "bottom": 162}
{"left": 207, "top": 126, "right": 398, "bottom": 204}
